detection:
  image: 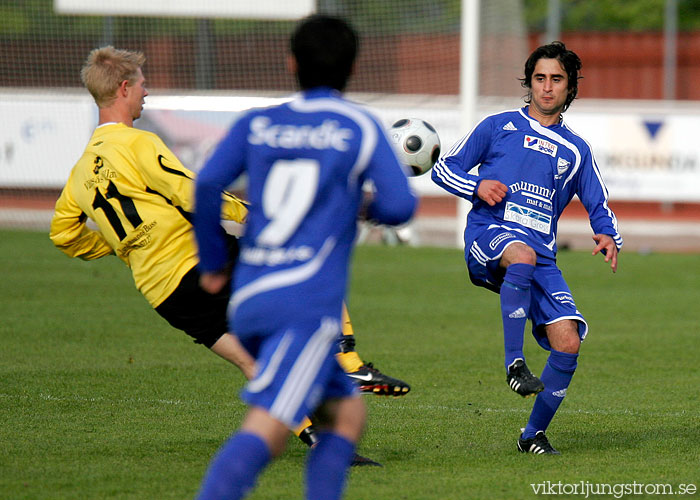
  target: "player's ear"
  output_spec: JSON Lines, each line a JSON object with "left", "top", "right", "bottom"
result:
{"left": 118, "top": 79, "right": 130, "bottom": 97}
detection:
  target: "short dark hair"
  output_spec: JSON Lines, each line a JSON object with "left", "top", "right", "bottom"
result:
{"left": 290, "top": 14, "right": 358, "bottom": 91}
{"left": 520, "top": 41, "right": 582, "bottom": 112}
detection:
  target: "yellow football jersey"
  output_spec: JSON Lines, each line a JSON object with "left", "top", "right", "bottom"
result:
{"left": 50, "top": 122, "right": 247, "bottom": 307}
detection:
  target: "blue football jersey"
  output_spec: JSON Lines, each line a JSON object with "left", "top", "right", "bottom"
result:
{"left": 195, "top": 87, "right": 417, "bottom": 335}
{"left": 432, "top": 106, "right": 623, "bottom": 259}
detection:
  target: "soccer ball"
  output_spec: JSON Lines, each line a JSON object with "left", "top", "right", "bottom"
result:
{"left": 389, "top": 118, "right": 441, "bottom": 176}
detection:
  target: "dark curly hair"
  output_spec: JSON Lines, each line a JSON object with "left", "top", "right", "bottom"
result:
{"left": 520, "top": 41, "right": 582, "bottom": 113}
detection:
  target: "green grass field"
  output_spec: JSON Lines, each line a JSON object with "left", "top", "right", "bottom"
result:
{"left": 1, "top": 228, "right": 699, "bottom": 499}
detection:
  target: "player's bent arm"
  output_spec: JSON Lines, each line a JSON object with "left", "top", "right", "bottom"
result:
{"left": 220, "top": 192, "right": 248, "bottom": 224}
{"left": 576, "top": 151, "right": 623, "bottom": 251}
{"left": 195, "top": 120, "right": 248, "bottom": 273}
{"left": 476, "top": 179, "right": 508, "bottom": 207}
{"left": 431, "top": 158, "right": 482, "bottom": 203}
{"left": 50, "top": 189, "right": 114, "bottom": 260}
{"left": 431, "top": 119, "right": 492, "bottom": 202}
{"left": 210, "top": 333, "right": 256, "bottom": 380}
{"left": 365, "top": 191, "right": 417, "bottom": 226}
{"left": 363, "top": 135, "right": 418, "bottom": 225}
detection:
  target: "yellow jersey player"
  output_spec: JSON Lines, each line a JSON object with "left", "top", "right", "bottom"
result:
{"left": 50, "top": 46, "right": 252, "bottom": 373}
{"left": 50, "top": 46, "right": 407, "bottom": 467}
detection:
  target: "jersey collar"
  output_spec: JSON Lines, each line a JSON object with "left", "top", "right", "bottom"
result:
{"left": 301, "top": 86, "right": 342, "bottom": 100}
{"left": 523, "top": 105, "right": 564, "bottom": 128}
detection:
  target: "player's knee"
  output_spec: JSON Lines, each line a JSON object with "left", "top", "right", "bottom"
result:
{"left": 545, "top": 319, "right": 581, "bottom": 354}
{"left": 556, "top": 337, "right": 580, "bottom": 354}
{"left": 553, "top": 331, "right": 580, "bottom": 354}
{"left": 519, "top": 245, "right": 537, "bottom": 266}
{"left": 502, "top": 243, "right": 536, "bottom": 267}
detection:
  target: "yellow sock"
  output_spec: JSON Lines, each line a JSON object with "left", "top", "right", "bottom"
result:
{"left": 335, "top": 303, "right": 365, "bottom": 373}
{"left": 293, "top": 416, "right": 314, "bottom": 437}
{"left": 293, "top": 417, "right": 319, "bottom": 447}
{"left": 336, "top": 351, "right": 364, "bottom": 373}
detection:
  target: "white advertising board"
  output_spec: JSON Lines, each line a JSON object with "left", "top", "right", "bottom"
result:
{"left": 54, "top": 0, "right": 315, "bottom": 19}
{"left": 565, "top": 110, "right": 700, "bottom": 202}
{"left": 0, "top": 94, "right": 95, "bottom": 187}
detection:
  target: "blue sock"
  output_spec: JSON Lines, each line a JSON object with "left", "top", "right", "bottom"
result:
{"left": 305, "top": 432, "right": 355, "bottom": 500}
{"left": 196, "top": 431, "right": 271, "bottom": 500}
{"left": 522, "top": 349, "right": 578, "bottom": 439}
{"left": 501, "top": 263, "right": 535, "bottom": 370}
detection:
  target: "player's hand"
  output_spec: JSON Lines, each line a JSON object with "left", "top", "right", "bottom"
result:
{"left": 200, "top": 271, "right": 229, "bottom": 294}
{"left": 477, "top": 179, "right": 508, "bottom": 206}
{"left": 592, "top": 234, "right": 618, "bottom": 273}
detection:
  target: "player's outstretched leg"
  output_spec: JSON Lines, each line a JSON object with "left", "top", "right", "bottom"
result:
{"left": 345, "top": 360, "right": 411, "bottom": 397}
{"left": 337, "top": 304, "right": 410, "bottom": 397}
{"left": 506, "top": 358, "right": 545, "bottom": 398}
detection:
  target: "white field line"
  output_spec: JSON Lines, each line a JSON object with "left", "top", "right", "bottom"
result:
{"left": 1, "top": 392, "right": 696, "bottom": 419}
{"left": 0, "top": 392, "right": 240, "bottom": 408}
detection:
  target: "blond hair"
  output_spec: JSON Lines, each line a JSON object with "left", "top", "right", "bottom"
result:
{"left": 80, "top": 46, "right": 146, "bottom": 108}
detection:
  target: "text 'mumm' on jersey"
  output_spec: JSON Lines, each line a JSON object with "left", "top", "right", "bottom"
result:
{"left": 50, "top": 123, "right": 247, "bottom": 307}
{"left": 195, "top": 87, "right": 417, "bottom": 335}
{"left": 431, "top": 106, "right": 623, "bottom": 259}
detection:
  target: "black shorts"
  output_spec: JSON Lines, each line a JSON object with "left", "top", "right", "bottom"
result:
{"left": 154, "top": 235, "right": 239, "bottom": 348}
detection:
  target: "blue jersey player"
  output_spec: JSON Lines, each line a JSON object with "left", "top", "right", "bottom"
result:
{"left": 432, "top": 42, "right": 622, "bottom": 454}
{"left": 193, "top": 14, "right": 417, "bottom": 499}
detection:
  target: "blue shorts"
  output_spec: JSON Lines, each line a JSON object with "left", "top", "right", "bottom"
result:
{"left": 238, "top": 316, "right": 358, "bottom": 429}
{"left": 466, "top": 225, "right": 588, "bottom": 349}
